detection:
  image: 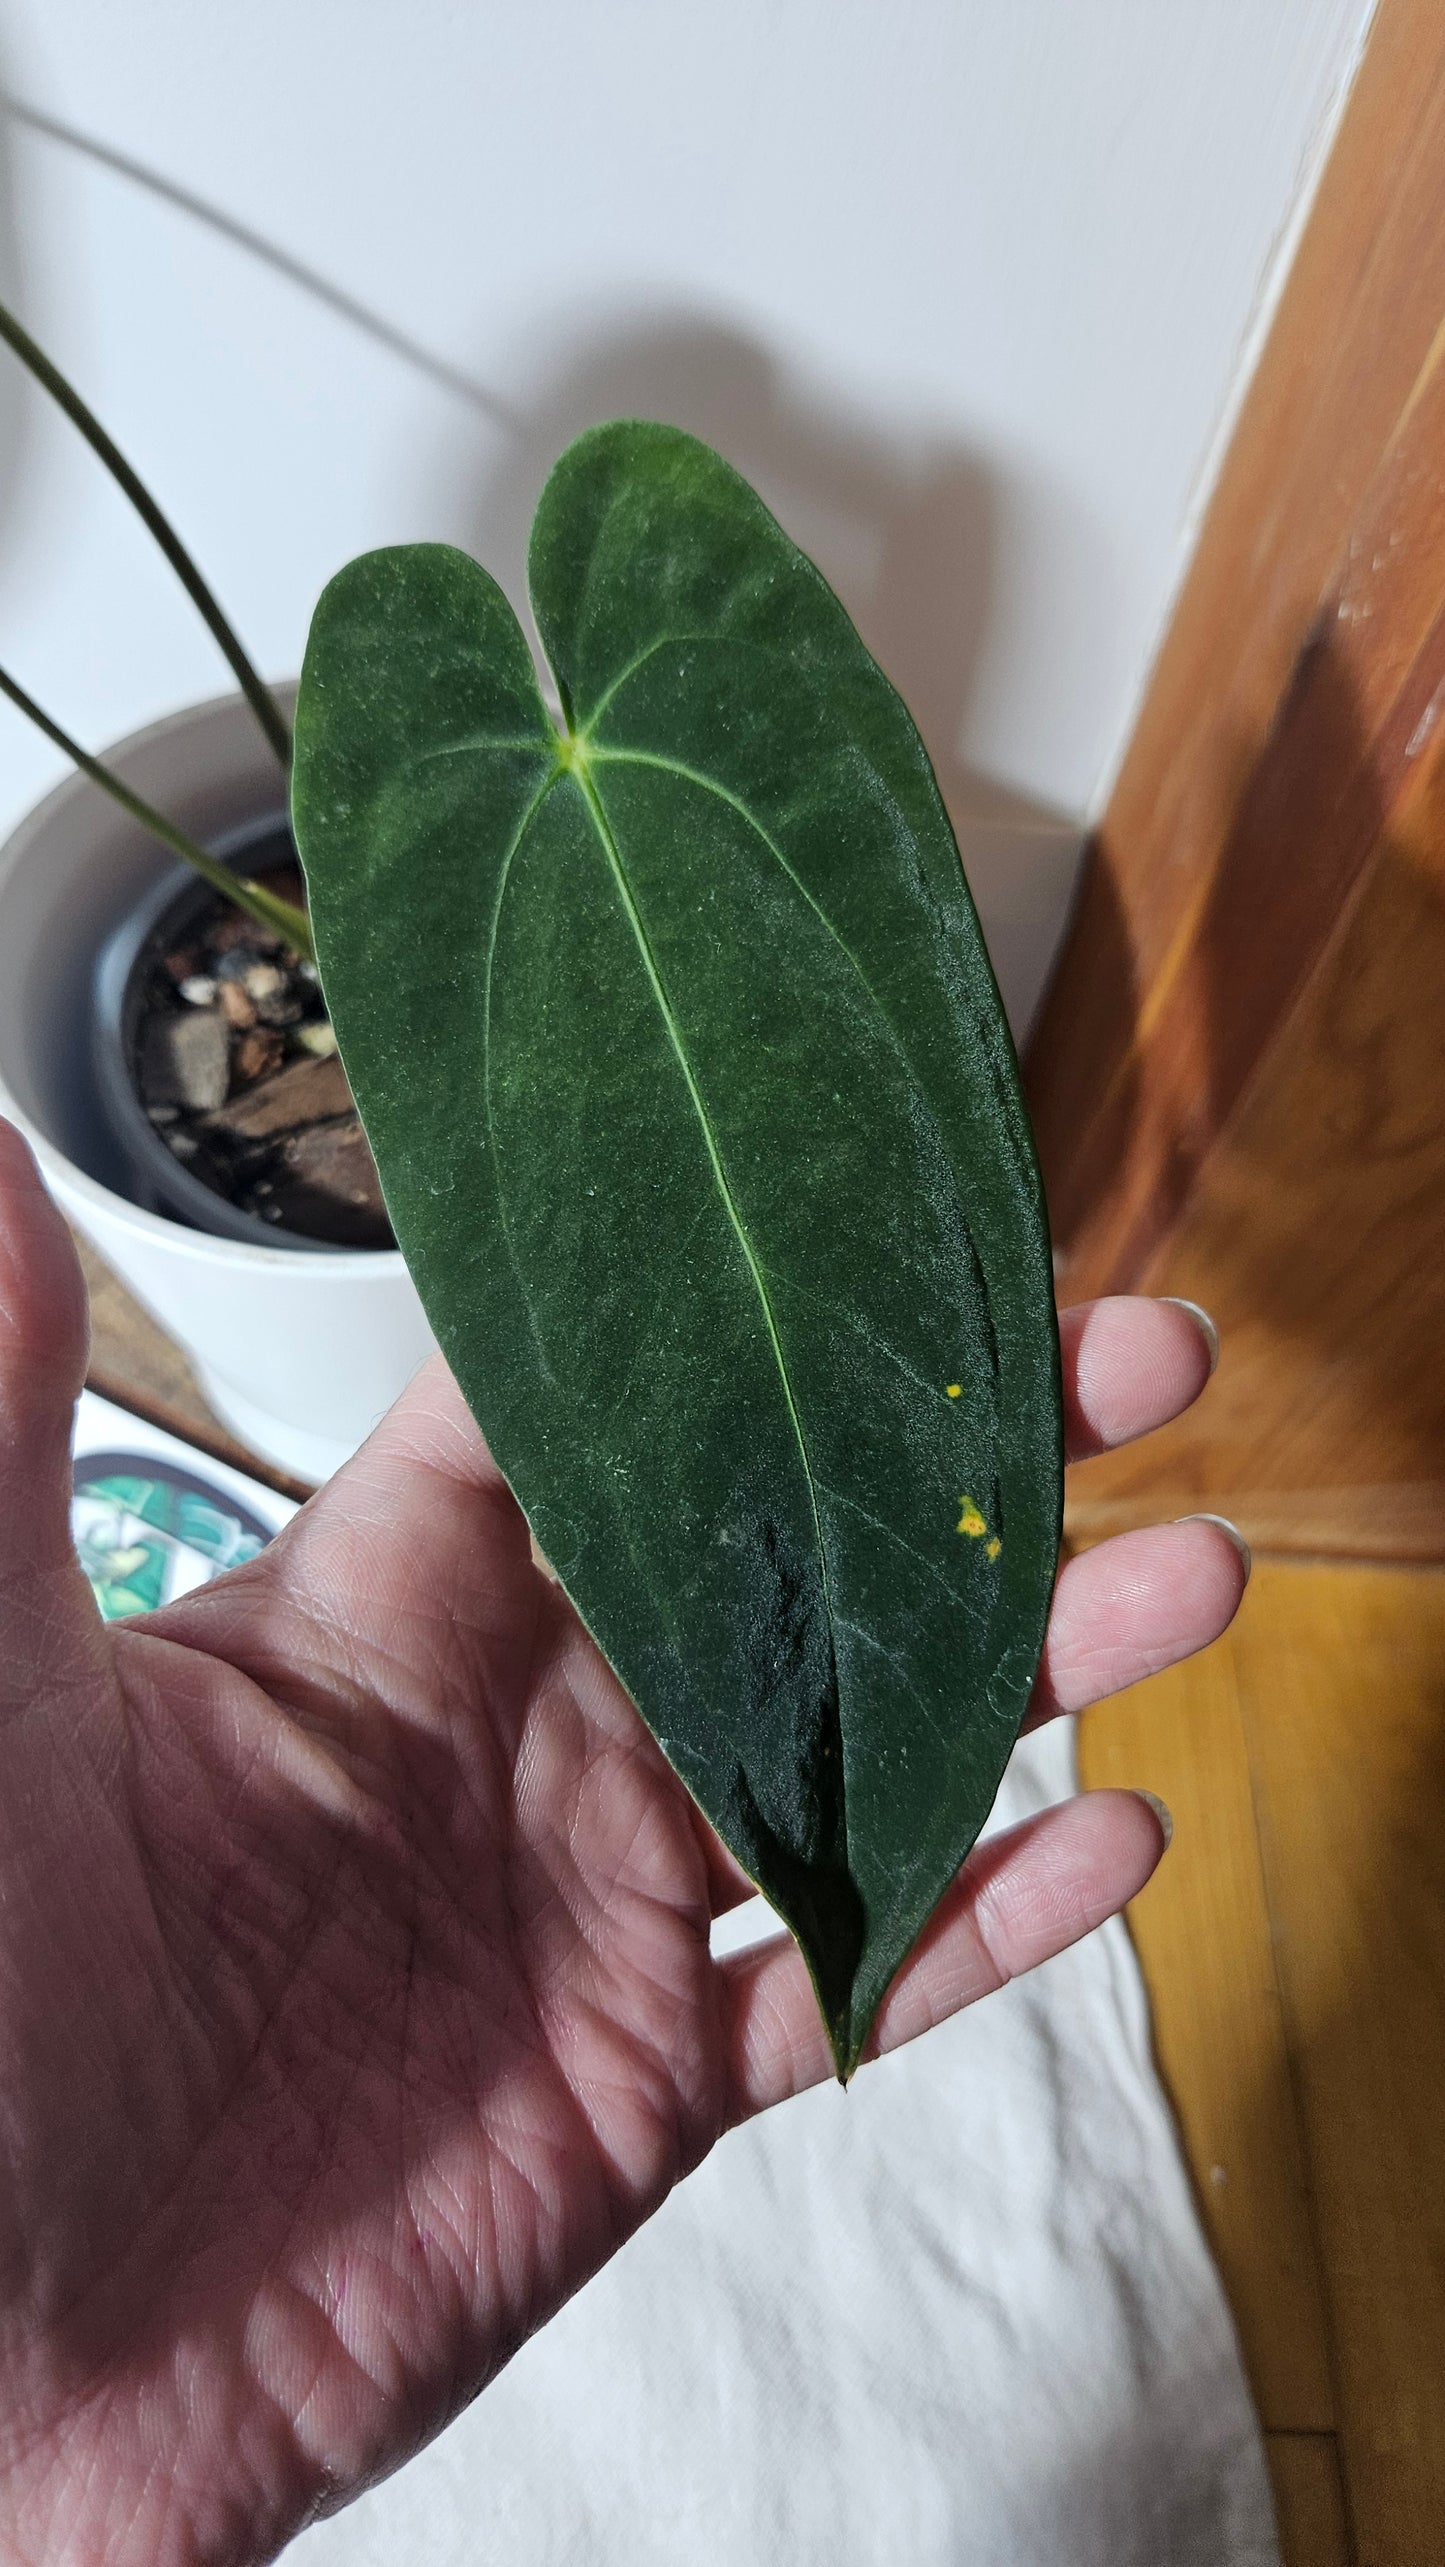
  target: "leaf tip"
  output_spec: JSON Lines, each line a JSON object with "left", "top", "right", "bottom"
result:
{"left": 825, "top": 2008, "right": 868, "bottom": 2088}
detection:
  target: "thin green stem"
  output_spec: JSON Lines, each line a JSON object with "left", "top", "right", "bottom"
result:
{"left": 0, "top": 660, "right": 313, "bottom": 959}
{"left": 0, "top": 296, "right": 292, "bottom": 771}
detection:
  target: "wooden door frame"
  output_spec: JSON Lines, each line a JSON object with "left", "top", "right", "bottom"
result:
{"left": 1025, "top": 0, "right": 1445, "bottom": 1561}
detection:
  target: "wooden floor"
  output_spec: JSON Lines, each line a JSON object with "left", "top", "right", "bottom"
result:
{"left": 1080, "top": 1557, "right": 1445, "bottom": 2567}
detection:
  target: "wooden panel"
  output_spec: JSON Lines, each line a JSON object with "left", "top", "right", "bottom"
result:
{"left": 1240, "top": 1561, "right": 1445, "bottom": 2567}
{"left": 1078, "top": 1578, "right": 1334, "bottom": 2432}
{"left": 1064, "top": 720, "right": 1445, "bottom": 1559}
{"left": 1032, "top": 332, "right": 1445, "bottom": 1306}
{"left": 1030, "top": 0, "right": 1445, "bottom": 1561}
{"left": 1265, "top": 2436, "right": 1354, "bottom": 2567}
{"left": 1029, "top": 0, "right": 1445, "bottom": 1296}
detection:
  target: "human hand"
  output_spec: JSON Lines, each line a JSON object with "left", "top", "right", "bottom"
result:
{"left": 0, "top": 1122, "right": 1244, "bottom": 2564}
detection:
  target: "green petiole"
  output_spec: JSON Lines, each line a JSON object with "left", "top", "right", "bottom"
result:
{"left": 0, "top": 295, "right": 291, "bottom": 772}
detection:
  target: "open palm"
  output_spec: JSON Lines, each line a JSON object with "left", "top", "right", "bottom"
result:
{"left": 0, "top": 1125, "right": 1244, "bottom": 2566}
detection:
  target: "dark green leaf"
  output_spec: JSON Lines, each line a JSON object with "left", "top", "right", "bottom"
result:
{"left": 291, "top": 422, "right": 1062, "bottom": 2078}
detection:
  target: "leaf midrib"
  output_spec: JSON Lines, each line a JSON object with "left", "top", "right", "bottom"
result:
{"left": 565, "top": 747, "right": 843, "bottom": 1748}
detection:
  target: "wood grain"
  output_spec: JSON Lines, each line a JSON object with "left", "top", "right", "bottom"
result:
{"left": 1264, "top": 2436, "right": 1354, "bottom": 2567}
{"left": 1030, "top": 0, "right": 1445, "bottom": 1288}
{"left": 1064, "top": 717, "right": 1445, "bottom": 1560}
{"left": 1243, "top": 1561, "right": 1445, "bottom": 2567}
{"left": 1083, "top": 1556, "right": 1445, "bottom": 2567}
{"left": 1033, "top": 326, "right": 1445, "bottom": 1303}
{"left": 1032, "top": 0, "right": 1445, "bottom": 1562}
{"left": 1078, "top": 1577, "right": 1334, "bottom": 2433}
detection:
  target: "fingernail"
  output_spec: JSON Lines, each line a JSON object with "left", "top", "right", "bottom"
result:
{"left": 1133, "top": 1789, "right": 1173, "bottom": 1848}
{"left": 1176, "top": 1512, "right": 1253, "bottom": 1579}
{"left": 1160, "top": 1297, "right": 1219, "bottom": 1375}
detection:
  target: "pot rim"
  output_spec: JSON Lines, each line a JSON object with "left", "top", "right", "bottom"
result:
{"left": 0, "top": 686, "right": 410, "bottom": 1276}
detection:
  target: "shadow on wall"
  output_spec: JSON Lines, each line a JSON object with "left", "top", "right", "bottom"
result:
{"left": 0, "top": 92, "right": 1086, "bottom": 1043}
{"left": 0, "top": 91, "right": 524, "bottom": 435}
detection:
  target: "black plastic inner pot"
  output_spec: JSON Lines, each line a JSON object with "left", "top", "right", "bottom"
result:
{"left": 91, "top": 809, "right": 366, "bottom": 1255}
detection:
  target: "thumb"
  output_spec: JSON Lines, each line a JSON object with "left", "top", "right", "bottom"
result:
{"left": 0, "top": 1118, "right": 94, "bottom": 1648}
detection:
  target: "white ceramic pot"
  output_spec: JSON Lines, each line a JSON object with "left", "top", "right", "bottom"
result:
{"left": 0, "top": 689, "right": 436, "bottom": 1482}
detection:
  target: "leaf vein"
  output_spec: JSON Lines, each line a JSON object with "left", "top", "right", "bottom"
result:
{"left": 576, "top": 633, "right": 713, "bottom": 736}
{"left": 588, "top": 743, "right": 878, "bottom": 1005}
{"left": 413, "top": 730, "right": 559, "bottom": 765}
{"left": 832, "top": 1618, "right": 955, "bottom": 1756}
{"left": 815, "top": 1485, "right": 974, "bottom": 1616}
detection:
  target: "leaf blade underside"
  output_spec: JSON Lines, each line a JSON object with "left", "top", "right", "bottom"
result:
{"left": 292, "top": 423, "right": 1062, "bottom": 2076}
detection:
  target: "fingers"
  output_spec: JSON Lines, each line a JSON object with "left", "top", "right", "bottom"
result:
{"left": 688, "top": 1806, "right": 758, "bottom": 1918}
{"left": 1061, "top": 1295, "right": 1216, "bottom": 1462}
{"left": 0, "top": 1119, "right": 90, "bottom": 1590}
{"left": 1024, "top": 1516, "right": 1249, "bottom": 1728}
{"left": 343, "top": 1350, "right": 511, "bottom": 1500}
{"left": 723, "top": 1786, "right": 1168, "bottom": 2120}
{"left": 711, "top": 1508, "right": 1245, "bottom": 1911}
{"left": 1027, "top": 1297, "right": 1242, "bottom": 1730}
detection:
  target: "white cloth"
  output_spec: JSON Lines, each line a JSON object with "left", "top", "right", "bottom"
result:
{"left": 290, "top": 1720, "right": 1277, "bottom": 2567}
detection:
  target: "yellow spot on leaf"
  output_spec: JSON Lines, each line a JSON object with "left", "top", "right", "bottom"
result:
{"left": 986, "top": 1537, "right": 1001, "bottom": 1562}
{"left": 946, "top": 1383, "right": 961, "bottom": 1398}
{"left": 956, "top": 1497, "right": 988, "bottom": 1539}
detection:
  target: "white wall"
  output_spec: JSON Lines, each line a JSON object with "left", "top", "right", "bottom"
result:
{"left": 0, "top": 0, "right": 1374, "bottom": 1032}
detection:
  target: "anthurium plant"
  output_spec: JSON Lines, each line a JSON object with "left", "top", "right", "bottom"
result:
{"left": 0, "top": 298, "right": 1060, "bottom": 2075}
{"left": 291, "top": 423, "right": 1062, "bottom": 2076}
